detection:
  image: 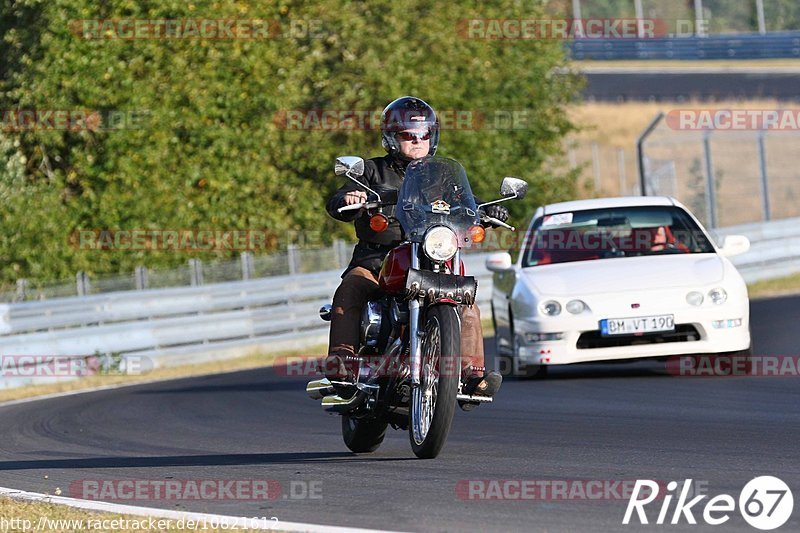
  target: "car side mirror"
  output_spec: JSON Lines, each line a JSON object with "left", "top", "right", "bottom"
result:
{"left": 335, "top": 156, "right": 365, "bottom": 177}
{"left": 500, "top": 177, "right": 528, "bottom": 200}
{"left": 719, "top": 235, "right": 750, "bottom": 257}
{"left": 486, "top": 252, "right": 513, "bottom": 272}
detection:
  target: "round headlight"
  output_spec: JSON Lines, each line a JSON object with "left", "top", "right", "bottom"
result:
{"left": 566, "top": 299, "right": 587, "bottom": 314}
{"left": 423, "top": 226, "right": 458, "bottom": 262}
{"left": 708, "top": 287, "right": 728, "bottom": 305}
{"left": 540, "top": 300, "right": 562, "bottom": 316}
{"left": 686, "top": 291, "right": 704, "bottom": 306}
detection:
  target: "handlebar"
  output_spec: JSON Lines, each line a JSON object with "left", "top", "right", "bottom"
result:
{"left": 338, "top": 202, "right": 516, "bottom": 232}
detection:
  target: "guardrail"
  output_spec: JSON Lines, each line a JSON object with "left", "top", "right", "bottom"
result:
{"left": 1, "top": 218, "right": 798, "bottom": 389}
{"left": 570, "top": 31, "right": 800, "bottom": 60}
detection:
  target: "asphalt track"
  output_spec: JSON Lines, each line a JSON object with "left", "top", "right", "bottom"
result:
{"left": 582, "top": 70, "right": 800, "bottom": 101}
{"left": 0, "top": 296, "right": 798, "bottom": 532}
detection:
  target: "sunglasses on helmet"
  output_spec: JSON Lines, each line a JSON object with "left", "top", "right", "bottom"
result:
{"left": 397, "top": 130, "right": 431, "bottom": 142}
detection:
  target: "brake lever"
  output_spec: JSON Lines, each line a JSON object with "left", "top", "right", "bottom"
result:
{"left": 337, "top": 201, "right": 380, "bottom": 214}
{"left": 482, "top": 216, "right": 515, "bottom": 231}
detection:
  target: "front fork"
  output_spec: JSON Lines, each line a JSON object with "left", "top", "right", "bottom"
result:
{"left": 408, "top": 244, "right": 460, "bottom": 387}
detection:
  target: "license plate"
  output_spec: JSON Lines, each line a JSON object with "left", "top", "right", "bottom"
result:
{"left": 600, "top": 314, "right": 675, "bottom": 336}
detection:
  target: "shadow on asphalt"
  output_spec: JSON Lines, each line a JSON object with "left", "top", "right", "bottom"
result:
{"left": 0, "top": 451, "right": 418, "bottom": 470}
{"left": 133, "top": 380, "right": 302, "bottom": 394}
{"left": 499, "top": 360, "right": 679, "bottom": 381}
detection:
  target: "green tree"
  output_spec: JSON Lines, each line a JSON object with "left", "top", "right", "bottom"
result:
{"left": 1, "top": 0, "right": 582, "bottom": 285}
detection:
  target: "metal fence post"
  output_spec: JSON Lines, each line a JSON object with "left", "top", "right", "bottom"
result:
{"left": 571, "top": 0, "right": 584, "bottom": 38}
{"left": 76, "top": 271, "right": 90, "bottom": 296}
{"left": 756, "top": 0, "right": 766, "bottom": 35}
{"left": 702, "top": 132, "right": 718, "bottom": 228}
{"left": 241, "top": 251, "right": 254, "bottom": 280}
{"left": 591, "top": 143, "right": 601, "bottom": 191}
{"left": 757, "top": 132, "right": 772, "bottom": 221}
{"left": 637, "top": 112, "right": 664, "bottom": 196}
{"left": 287, "top": 244, "right": 298, "bottom": 275}
{"left": 617, "top": 148, "right": 626, "bottom": 195}
{"left": 135, "top": 266, "right": 148, "bottom": 290}
{"left": 189, "top": 259, "right": 203, "bottom": 286}
{"left": 335, "top": 239, "right": 350, "bottom": 270}
{"left": 634, "top": 0, "right": 644, "bottom": 38}
{"left": 694, "top": 0, "right": 705, "bottom": 37}
{"left": 15, "top": 279, "right": 27, "bottom": 301}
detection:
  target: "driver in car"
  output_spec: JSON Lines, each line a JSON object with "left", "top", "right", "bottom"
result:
{"left": 324, "top": 96, "right": 508, "bottom": 405}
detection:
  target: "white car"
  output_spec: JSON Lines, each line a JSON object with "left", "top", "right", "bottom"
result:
{"left": 487, "top": 196, "right": 751, "bottom": 377}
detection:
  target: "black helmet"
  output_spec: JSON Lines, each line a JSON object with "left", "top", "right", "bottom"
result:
{"left": 380, "top": 96, "right": 439, "bottom": 158}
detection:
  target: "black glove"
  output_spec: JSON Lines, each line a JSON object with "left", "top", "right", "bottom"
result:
{"left": 483, "top": 204, "right": 509, "bottom": 222}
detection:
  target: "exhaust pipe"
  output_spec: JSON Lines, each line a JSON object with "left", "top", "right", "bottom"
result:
{"left": 321, "top": 390, "right": 367, "bottom": 414}
{"left": 306, "top": 378, "right": 335, "bottom": 400}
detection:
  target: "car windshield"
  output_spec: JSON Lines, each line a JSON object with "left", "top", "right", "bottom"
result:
{"left": 521, "top": 205, "right": 716, "bottom": 267}
{"left": 395, "top": 156, "right": 480, "bottom": 242}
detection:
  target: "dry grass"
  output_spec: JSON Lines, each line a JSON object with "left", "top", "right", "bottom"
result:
{"left": 748, "top": 272, "right": 800, "bottom": 299}
{"left": 0, "top": 344, "right": 326, "bottom": 404}
{"left": 568, "top": 99, "right": 785, "bottom": 148}
{"left": 564, "top": 99, "right": 800, "bottom": 227}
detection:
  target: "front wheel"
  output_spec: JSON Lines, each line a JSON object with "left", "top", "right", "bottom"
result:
{"left": 409, "top": 305, "right": 460, "bottom": 459}
{"left": 341, "top": 415, "right": 388, "bottom": 453}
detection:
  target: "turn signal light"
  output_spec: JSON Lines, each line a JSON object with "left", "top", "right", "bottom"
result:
{"left": 370, "top": 214, "right": 389, "bottom": 232}
{"left": 468, "top": 224, "right": 486, "bottom": 243}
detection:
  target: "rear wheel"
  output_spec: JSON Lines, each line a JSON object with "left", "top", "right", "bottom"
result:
{"left": 409, "top": 305, "right": 460, "bottom": 459}
{"left": 341, "top": 415, "right": 388, "bottom": 453}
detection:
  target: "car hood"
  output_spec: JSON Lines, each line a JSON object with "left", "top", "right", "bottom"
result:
{"left": 520, "top": 254, "right": 725, "bottom": 296}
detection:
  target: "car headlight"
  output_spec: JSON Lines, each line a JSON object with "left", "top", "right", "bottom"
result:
{"left": 423, "top": 226, "right": 458, "bottom": 262}
{"left": 686, "top": 291, "right": 704, "bottom": 306}
{"left": 540, "top": 300, "right": 561, "bottom": 316}
{"left": 708, "top": 287, "right": 728, "bottom": 305}
{"left": 566, "top": 299, "right": 587, "bottom": 314}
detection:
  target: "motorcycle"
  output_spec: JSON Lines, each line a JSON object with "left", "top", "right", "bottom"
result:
{"left": 307, "top": 155, "right": 527, "bottom": 459}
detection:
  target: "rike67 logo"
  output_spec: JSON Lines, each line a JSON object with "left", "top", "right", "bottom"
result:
{"left": 623, "top": 477, "right": 793, "bottom": 530}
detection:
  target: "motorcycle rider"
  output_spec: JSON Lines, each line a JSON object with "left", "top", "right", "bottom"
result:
{"left": 324, "top": 96, "right": 508, "bottom": 403}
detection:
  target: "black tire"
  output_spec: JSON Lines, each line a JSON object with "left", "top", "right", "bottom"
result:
{"left": 409, "top": 305, "right": 460, "bottom": 459}
{"left": 341, "top": 415, "right": 388, "bottom": 453}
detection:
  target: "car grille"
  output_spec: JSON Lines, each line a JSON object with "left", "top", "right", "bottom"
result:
{"left": 576, "top": 324, "right": 701, "bottom": 350}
